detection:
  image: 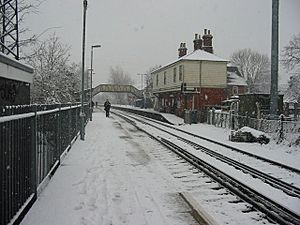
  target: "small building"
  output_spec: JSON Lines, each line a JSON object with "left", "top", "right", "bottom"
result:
{"left": 226, "top": 63, "right": 248, "bottom": 97}
{"left": 152, "top": 29, "right": 244, "bottom": 117}
{"left": 0, "top": 53, "right": 34, "bottom": 105}
{"left": 238, "top": 93, "right": 284, "bottom": 117}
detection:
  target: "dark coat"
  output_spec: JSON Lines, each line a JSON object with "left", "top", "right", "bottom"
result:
{"left": 104, "top": 100, "right": 111, "bottom": 111}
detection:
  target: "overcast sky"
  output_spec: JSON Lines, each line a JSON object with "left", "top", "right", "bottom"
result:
{"left": 25, "top": 0, "right": 300, "bottom": 88}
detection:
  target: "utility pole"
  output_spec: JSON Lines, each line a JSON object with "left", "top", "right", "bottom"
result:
{"left": 270, "top": 0, "right": 279, "bottom": 117}
{"left": 80, "top": 0, "right": 87, "bottom": 140}
{"left": 137, "top": 73, "right": 147, "bottom": 108}
{"left": 137, "top": 73, "right": 144, "bottom": 90}
{"left": 90, "top": 44, "right": 101, "bottom": 121}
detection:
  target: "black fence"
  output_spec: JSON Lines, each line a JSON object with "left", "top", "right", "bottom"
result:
{"left": 0, "top": 103, "right": 89, "bottom": 225}
{"left": 207, "top": 109, "right": 300, "bottom": 134}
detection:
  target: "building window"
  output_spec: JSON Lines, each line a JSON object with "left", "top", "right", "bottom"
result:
{"left": 232, "top": 86, "right": 238, "bottom": 95}
{"left": 179, "top": 65, "right": 184, "bottom": 81}
{"left": 164, "top": 71, "right": 166, "bottom": 85}
{"left": 173, "top": 67, "right": 177, "bottom": 82}
{"left": 156, "top": 74, "right": 159, "bottom": 86}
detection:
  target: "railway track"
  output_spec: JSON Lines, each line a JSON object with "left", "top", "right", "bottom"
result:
{"left": 112, "top": 110, "right": 300, "bottom": 225}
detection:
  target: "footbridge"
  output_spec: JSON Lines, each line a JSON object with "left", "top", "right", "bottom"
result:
{"left": 91, "top": 84, "right": 143, "bottom": 98}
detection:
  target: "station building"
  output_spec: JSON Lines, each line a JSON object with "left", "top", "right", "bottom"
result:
{"left": 0, "top": 53, "right": 34, "bottom": 105}
{"left": 151, "top": 29, "right": 247, "bottom": 117}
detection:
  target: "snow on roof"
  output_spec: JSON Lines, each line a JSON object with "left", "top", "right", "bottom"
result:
{"left": 0, "top": 52, "right": 34, "bottom": 83}
{"left": 227, "top": 71, "right": 247, "bottom": 86}
{"left": 180, "top": 49, "right": 228, "bottom": 62}
{"left": 0, "top": 52, "right": 33, "bottom": 73}
{"left": 152, "top": 49, "right": 228, "bottom": 73}
{"left": 227, "top": 62, "right": 237, "bottom": 67}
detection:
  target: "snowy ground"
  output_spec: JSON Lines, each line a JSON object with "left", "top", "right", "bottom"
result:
{"left": 20, "top": 107, "right": 299, "bottom": 225}
{"left": 167, "top": 117, "right": 299, "bottom": 170}
{"left": 20, "top": 109, "right": 198, "bottom": 225}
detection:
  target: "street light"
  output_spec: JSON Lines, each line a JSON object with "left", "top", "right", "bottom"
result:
{"left": 90, "top": 44, "right": 101, "bottom": 121}
{"left": 80, "top": 0, "right": 88, "bottom": 140}
{"left": 137, "top": 73, "right": 146, "bottom": 90}
{"left": 137, "top": 73, "right": 147, "bottom": 108}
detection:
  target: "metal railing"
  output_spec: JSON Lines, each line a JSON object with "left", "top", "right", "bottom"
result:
{"left": 0, "top": 103, "right": 89, "bottom": 225}
{"left": 207, "top": 109, "right": 300, "bottom": 134}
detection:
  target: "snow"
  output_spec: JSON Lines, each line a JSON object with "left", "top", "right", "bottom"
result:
{"left": 238, "top": 126, "right": 270, "bottom": 138}
{"left": 20, "top": 108, "right": 299, "bottom": 225}
{"left": 0, "top": 52, "right": 34, "bottom": 83}
{"left": 152, "top": 49, "right": 228, "bottom": 73}
{"left": 160, "top": 112, "right": 184, "bottom": 125}
{"left": 179, "top": 49, "right": 228, "bottom": 62}
{"left": 20, "top": 110, "right": 198, "bottom": 225}
{"left": 172, "top": 121, "right": 299, "bottom": 170}
{"left": 227, "top": 71, "right": 248, "bottom": 86}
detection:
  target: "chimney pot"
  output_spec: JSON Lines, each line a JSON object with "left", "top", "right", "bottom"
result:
{"left": 178, "top": 42, "right": 187, "bottom": 58}
{"left": 195, "top": 33, "right": 198, "bottom": 40}
{"left": 202, "top": 29, "right": 213, "bottom": 54}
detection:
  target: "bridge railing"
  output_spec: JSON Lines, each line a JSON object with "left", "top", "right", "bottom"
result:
{"left": 0, "top": 103, "right": 89, "bottom": 225}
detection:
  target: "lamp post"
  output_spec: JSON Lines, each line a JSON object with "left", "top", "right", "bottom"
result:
{"left": 137, "top": 73, "right": 147, "bottom": 108}
{"left": 90, "top": 44, "right": 101, "bottom": 121}
{"left": 80, "top": 0, "right": 88, "bottom": 140}
{"left": 137, "top": 73, "right": 145, "bottom": 90}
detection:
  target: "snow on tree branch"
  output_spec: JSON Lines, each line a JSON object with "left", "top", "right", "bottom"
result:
{"left": 26, "top": 33, "right": 80, "bottom": 104}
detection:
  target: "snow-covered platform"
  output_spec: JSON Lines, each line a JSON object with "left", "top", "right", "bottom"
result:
{"left": 20, "top": 108, "right": 199, "bottom": 225}
{"left": 20, "top": 107, "right": 299, "bottom": 225}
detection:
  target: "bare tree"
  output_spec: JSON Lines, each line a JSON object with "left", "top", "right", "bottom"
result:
{"left": 108, "top": 66, "right": 134, "bottom": 104}
{"left": 26, "top": 33, "right": 80, "bottom": 104}
{"left": 0, "top": 0, "right": 49, "bottom": 58}
{"left": 282, "top": 33, "right": 300, "bottom": 71}
{"left": 18, "top": 0, "right": 55, "bottom": 58}
{"left": 282, "top": 33, "right": 300, "bottom": 103}
{"left": 144, "top": 65, "right": 161, "bottom": 92}
{"left": 285, "top": 74, "right": 300, "bottom": 103}
{"left": 109, "top": 66, "right": 133, "bottom": 85}
{"left": 230, "top": 48, "right": 271, "bottom": 93}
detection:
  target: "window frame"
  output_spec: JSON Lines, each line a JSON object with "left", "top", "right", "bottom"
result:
{"left": 173, "top": 67, "right": 177, "bottom": 83}
{"left": 179, "top": 65, "right": 183, "bottom": 81}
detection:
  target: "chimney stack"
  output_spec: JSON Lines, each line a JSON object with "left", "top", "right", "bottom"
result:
{"left": 202, "top": 28, "right": 213, "bottom": 54}
{"left": 178, "top": 43, "right": 187, "bottom": 58}
{"left": 193, "top": 33, "right": 202, "bottom": 51}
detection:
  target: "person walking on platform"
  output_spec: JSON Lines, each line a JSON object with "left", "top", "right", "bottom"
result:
{"left": 104, "top": 99, "right": 111, "bottom": 117}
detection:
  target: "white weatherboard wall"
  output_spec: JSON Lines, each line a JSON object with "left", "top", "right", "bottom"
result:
{"left": 155, "top": 62, "right": 183, "bottom": 90}
{"left": 201, "top": 61, "right": 227, "bottom": 88}
{"left": 0, "top": 52, "right": 34, "bottom": 83}
{"left": 152, "top": 60, "right": 227, "bottom": 92}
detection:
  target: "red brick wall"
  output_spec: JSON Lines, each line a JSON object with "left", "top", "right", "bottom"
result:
{"left": 197, "top": 88, "right": 227, "bottom": 109}
{"left": 158, "top": 88, "right": 227, "bottom": 117}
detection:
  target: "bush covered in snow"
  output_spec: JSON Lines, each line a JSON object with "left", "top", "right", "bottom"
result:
{"left": 230, "top": 126, "right": 270, "bottom": 144}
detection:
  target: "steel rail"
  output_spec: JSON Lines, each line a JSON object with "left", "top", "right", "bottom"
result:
{"left": 112, "top": 110, "right": 300, "bottom": 225}
{"left": 159, "top": 138, "right": 300, "bottom": 225}
{"left": 121, "top": 111, "right": 300, "bottom": 197}
{"left": 117, "top": 109, "right": 300, "bottom": 174}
